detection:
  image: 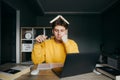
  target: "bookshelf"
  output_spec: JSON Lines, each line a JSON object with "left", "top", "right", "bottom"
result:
{"left": 20, "top": 27, "right": 52, "bottom": 63}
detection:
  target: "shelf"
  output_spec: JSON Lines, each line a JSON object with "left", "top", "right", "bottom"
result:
{"left": 21, "top": 39, "right": 34, "bottom": 40}
{"left": 20, "top": 27, "right": 52, "bottom": 63}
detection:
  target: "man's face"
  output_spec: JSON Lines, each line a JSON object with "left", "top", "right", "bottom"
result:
{"left": 52, "top": 25, "right": 68, "bottom": 41}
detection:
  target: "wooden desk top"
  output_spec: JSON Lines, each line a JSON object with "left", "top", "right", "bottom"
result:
{"left": 16, "top": 69, "right": 59, "bottom": 80}
{"left": 16, "top": 64, "right": 59, "bottom": 80}
{"left": 0, "top": 63, "right": 59, "bottom": 80}
{"left": 16, "top": 65, "right": 112, "bottom": 80}
{"left": 0, "top": 63, "right": 112, "bottom": 80}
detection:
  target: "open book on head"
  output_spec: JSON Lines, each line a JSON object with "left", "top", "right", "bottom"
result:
{"left": 50, "top": 15, "right": 69, "bottom": 24}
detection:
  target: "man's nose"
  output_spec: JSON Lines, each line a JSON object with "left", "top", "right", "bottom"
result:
{"left": 58, "top": 30, "right": 62, "bottom": 34}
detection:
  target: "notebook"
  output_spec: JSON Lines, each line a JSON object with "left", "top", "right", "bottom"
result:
{"left": 52, "top": 53, "right": 100, "bottom": 78}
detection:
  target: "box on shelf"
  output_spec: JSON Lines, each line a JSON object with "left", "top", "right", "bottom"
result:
{"left": 22, "top": 43, "right": 33, "bottom": 52}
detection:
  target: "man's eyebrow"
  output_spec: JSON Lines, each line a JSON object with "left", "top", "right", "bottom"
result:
{"left": 54, "top": 29, "right": 66, "bottom": 30}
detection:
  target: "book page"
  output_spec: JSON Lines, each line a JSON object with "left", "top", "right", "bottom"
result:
{"left": 37, "top": 63, "right": 64, "bottom": 70}
{"left": 37, "top": 63, "right": 51, "bottom": 70}
{"left": 11, "top": 65, "right": 30, "bottom": 70}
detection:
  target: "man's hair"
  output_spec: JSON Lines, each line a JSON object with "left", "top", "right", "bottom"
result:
{"left": 51, "top": 18, "right": 68, "bottom": 29}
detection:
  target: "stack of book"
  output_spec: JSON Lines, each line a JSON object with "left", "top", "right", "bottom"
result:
{"left": 0, "top": 65, "right": 30, "bottom": 80}
{"left": 96, "top": 66, "right": 120, "bottom": 80}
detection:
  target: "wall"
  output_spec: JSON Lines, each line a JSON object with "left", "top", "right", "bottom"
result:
{"left": 1, "top": 1, "right": 16, "bottom": 64}
{"left": 3, "top": 0, "right": 39, "bottom": 26}
{"left": 0, "top": 0, "right": 1, "bottom": 64}
{"left": 0, "top": 0, "right": 45, "bottom": 64}
{"left": 0, "top": 0, "right": 43, "bottom": 64}
{"left": 37, "top": 14, "right": 102, "bottom": 53}
{"left": 102, "top": 0, "right": 120, "bottom": 54}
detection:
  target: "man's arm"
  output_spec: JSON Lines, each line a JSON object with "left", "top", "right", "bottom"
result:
{"left": 61, "top": 35, "right": 79, "bottom": 53}
{"left": 32, "top": 43, "right": 45, "bottom": 64}
{"left": 63, "top": 39, "right": 79, "bottom": 53}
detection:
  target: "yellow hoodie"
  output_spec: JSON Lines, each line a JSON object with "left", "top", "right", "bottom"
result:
{"left": 32, "top": 38, "right": 79, "bottom": 64}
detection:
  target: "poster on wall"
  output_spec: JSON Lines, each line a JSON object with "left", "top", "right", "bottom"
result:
{"left": 22, "top": 44, "right": 33, "bottom": 52}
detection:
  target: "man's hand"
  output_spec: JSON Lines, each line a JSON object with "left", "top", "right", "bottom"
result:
{"left": 61, "top": 34, "right": 68, "bottom": 43}
{"left": 35, "top": 35, "right": 47, "bottom": 43}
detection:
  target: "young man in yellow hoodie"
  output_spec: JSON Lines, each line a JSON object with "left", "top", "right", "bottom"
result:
{"left": 31, "top": 15, "right": 79, "bottom": 75}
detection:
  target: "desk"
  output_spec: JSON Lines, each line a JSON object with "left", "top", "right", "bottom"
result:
{"left": 17, "top": 65, "right": 112, "bottom": 80}
{"left": 60, "top": 72, "right": 112, "bottom": 80}
{"left": 14, "top": 70, "right": 112, "bottom": 80}
{"left": 16, "top": 71, "right": 112, "bottom": 80}
{"left": 16, "top": 64, "right": 59, "bottom": 80}
{"left": 16, "top": 69, "right": 59, "bottom": 80}
{"left": 0, "top": 63, "right": 112, "bottom": 80}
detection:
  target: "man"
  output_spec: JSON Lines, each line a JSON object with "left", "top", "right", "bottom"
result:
{"left": 31, "top": 15, "right": 79, "bottom": 75}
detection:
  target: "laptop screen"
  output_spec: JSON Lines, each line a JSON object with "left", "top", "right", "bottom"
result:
{"left": 52, "top": 53, "right": 100, "bottom": 78}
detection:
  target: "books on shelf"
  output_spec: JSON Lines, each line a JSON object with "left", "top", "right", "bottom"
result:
{"left": 0, "top": 65, "right": 30, "bottom": 80}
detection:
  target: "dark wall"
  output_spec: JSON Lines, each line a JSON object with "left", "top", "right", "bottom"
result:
{"left": 37, "top": 14, "right": 102, "bottom": 53}
{"left": 0, "top": 0, "right": 1, "bottom": 64}
{"left": 0, "top": 0, "right": 43, "bottom": 64}
{"left": 3, "top": 0, "right": 39, "bottom": 26}
{"left": 102, "top": 1, "right": 120, "bottom": 54}
{"left": 1, "top": 1, "right": 16, "bottom": 64}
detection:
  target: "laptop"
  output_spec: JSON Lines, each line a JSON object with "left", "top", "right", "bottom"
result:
{"left": 52, "top": 53, "right": 100, "bottom": 78}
